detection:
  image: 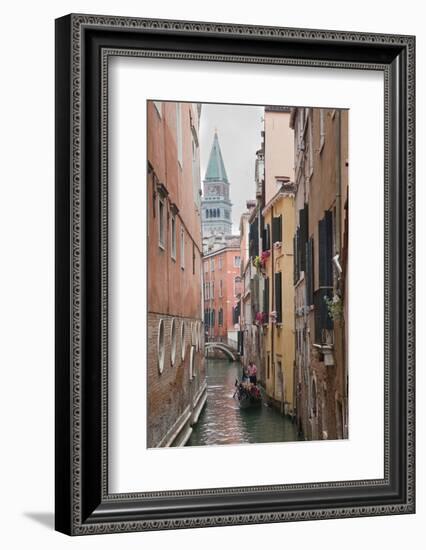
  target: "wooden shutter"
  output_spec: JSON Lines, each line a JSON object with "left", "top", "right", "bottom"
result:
{"left": 275, "top": 272, "right": 282, "bottom": 323}
{"left": 263, "top": 223, "right": 271, "bottom": 251}
{"left": 272, "top": 215, "right": 282, "bottom": 243}
{"left": 318, "top": 218, "right": 327, "bottom": 286}
{"left": 306, "top": 237, "right": 314, "bottom": 306}
{"left": 249, "top": 217, "right": 259, "bottom": 257}
{"left": 299, "top": 204, "right": 309, "bottom": 271}
{"left": 264, "top": 277, "right": 269, "bottom": 316}
{"left": 319, "top": 211, "right": 333, "bottom": 287}
{"left": 324, "top": 210, "right": 333, "bottom": 286}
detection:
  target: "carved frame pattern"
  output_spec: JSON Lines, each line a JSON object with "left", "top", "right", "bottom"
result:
{"left": 55, "top": 13, "right": 415, "bottom": 535}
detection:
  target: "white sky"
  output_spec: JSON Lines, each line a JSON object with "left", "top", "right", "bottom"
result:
{"left": 199, "top": 103, "right": 264, "bottom": 233}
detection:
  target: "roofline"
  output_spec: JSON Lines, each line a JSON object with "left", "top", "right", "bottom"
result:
{"left": 262, "top": 184, "right": 296, "bottom": 216}
{"left": 203, "top": 245, "right": 240, "bottom": 259}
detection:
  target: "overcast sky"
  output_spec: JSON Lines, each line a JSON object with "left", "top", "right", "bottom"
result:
{"left": 199, "top": 103, "right": 264, "bottom": 233}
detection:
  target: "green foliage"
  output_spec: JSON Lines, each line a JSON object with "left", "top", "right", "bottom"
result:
{"left": 324, "top": 293, "right": 343, "bottom": 321}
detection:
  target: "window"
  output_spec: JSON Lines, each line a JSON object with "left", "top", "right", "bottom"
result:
{"left": 189, "top": 345, "right": 195, "bottom": 380}
{"left": 191, "top": 321, "right": 197, "bottom": 348}
{"left": 157, "top": 319, "right": 165, "bottom": 374}
{"left": 195, "top": 321, "right": 200, "bottom": 352}
{"left": 263, "top": 223, "right": 271, "bottom": 251}
{"left": 158, "top": 198, "right": 165, "bottom": 249}
{"left": 314, "top": 211, "right": 333, "bottom": 343}
{"left": 205, "top": 282, "right": 210, "bottom": 301}
{"left": 171, "top": 216, "right": 176, "bottom": 260}
{"left": 198, "top": 322, "right": 204, "bottom": 351}
{"left": 211, "top": 258, "right": 215, "bottom": 271}
{"left": 299, "top": 204, "right": 309, "bottom": 271}
{"left": 234, "top": 276, "right": 242, "bottom": 296}
{"left": 170, "top": 318, "right": 177, "bottom": 366}
{"left": 211, "top": 282, "right": 214, "bottom": 299}
{"left": 176, "top": 103, "right": 183, "bottom": 167}
{"left": 180, "top": 322, "right": 186, "bottom": 362}
{"left": 204, "top": 260, "right": 209, "bottom": 273}
{"left": 218, "top": 256, "right": 222, "bottom": 270}
{"left": 180, "top": 227, "right": 185, "bottom": 269}
{"left": 272, "top": 214, "right": 282, "bottom": 244}
{"left": 234, "top": 256, "right": 241, "bottom": 267}
{"left": 219, "top": 280, "right": 223, "bottom": 298}
{"left": 153, "top": 101, "right": 162, "bottom": 117}
{"left": 249, "top": 218, "right": 259, "bottom": 257}
{"left": 218, "top": 308, "right": 223, "bottom": 326}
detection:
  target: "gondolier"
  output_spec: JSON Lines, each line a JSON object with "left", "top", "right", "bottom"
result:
{"left": 248, "top": 361, "right": 257, "bottom": 385}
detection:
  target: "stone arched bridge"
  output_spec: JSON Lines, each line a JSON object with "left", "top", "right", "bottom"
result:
{"left": 204, "top": 342, "right": 239, "bottom": 361}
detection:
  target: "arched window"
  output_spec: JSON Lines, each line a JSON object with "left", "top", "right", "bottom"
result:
{"left": 180, "top": 321, "right": 186, "bottom": 362}
{"left": 189, "top": 345, "right": 195, "bottom": 380}
{"left": 205, "top": 210, "right": 209, "bottom": 218}
{"left": 198, "top": 322, "right": 204, "bottom": 351}
{"left": 157, "top": 319, "right": 165, "bottom": 374}
{"left": 170, "top": 318, "right": 177, "bottom": 366}
{"left": 193, "top": 321, "right": 199, "bottom": 351}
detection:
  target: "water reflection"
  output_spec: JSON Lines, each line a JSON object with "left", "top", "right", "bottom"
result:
{"left": 187, "top": 358, "right": 301, "bottom": 447}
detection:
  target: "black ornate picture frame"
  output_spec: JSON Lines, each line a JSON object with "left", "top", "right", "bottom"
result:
{"left": 55, "top": 14, "right": 415, "bottom": 535}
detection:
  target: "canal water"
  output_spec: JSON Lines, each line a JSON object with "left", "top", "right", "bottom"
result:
{"left": 188, "top": 358, "right": 301, "bottom": 447}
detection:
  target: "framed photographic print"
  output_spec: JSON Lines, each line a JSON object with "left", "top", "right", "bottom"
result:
{"left": 55, "top": 14, "right": 415, "bottom": 535}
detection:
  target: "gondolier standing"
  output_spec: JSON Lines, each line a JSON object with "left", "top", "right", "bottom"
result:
{"left": 248, "top": 361, "right": 257, "bottom": 385}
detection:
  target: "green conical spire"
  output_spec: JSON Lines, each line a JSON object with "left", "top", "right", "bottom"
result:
{"left": 204, "top": 130, "right": 229, "bottom": 183}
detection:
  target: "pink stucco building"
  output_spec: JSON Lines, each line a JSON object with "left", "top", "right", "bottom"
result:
{"left": 203, "top": 245, "right": 242, "bottom": 347}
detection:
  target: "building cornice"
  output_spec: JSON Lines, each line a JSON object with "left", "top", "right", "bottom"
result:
{"left": 262, "top": 184, "right": 296, "bottom": 216}
{"left": 203, "top": 245, "right": 240, "bottom": 259}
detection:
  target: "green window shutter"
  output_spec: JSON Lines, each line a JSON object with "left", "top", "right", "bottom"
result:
{"left": 264, "top": 277, "right": 269, "bottom": 316}
{"left": 272, "top": 215, "right": 282, "bottom": 243}
{"left": 300, "top": 204, "right": 309, "bottom": 271}
{"left": 319, "top": 211, "right": 333, "bottom": 287}
{"left": 306, "top": 237, "right": 314, "bottom": 306}
{"left": 275, "top": 272, "right": 282, "bottom": 323}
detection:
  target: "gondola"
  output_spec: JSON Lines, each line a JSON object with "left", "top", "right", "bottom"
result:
{"left": 233, "top": 379, "right": 262, "bottom": 409}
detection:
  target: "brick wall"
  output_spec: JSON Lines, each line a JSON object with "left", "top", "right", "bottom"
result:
{"left": 147, "top": 312, "right": 205, "bottom": 448}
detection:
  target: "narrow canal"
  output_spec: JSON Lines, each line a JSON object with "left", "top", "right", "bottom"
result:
{"left": 188, "top": 358, "right": 301, "bottom": 447}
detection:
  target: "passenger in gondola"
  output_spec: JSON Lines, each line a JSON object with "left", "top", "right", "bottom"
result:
{"left": 241, "top": 364, "right": 249, "bottom": 383}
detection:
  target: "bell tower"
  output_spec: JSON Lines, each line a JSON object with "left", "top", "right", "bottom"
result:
{"left": 201, "top": 130, "right": 233, "bottom": 236}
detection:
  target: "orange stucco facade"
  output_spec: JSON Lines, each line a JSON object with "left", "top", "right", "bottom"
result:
{"left": 147, "top": 100, "right": 206, "bottom": 448}
{"left": 203, "top": 247, "right": 242, "bottom": 345}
